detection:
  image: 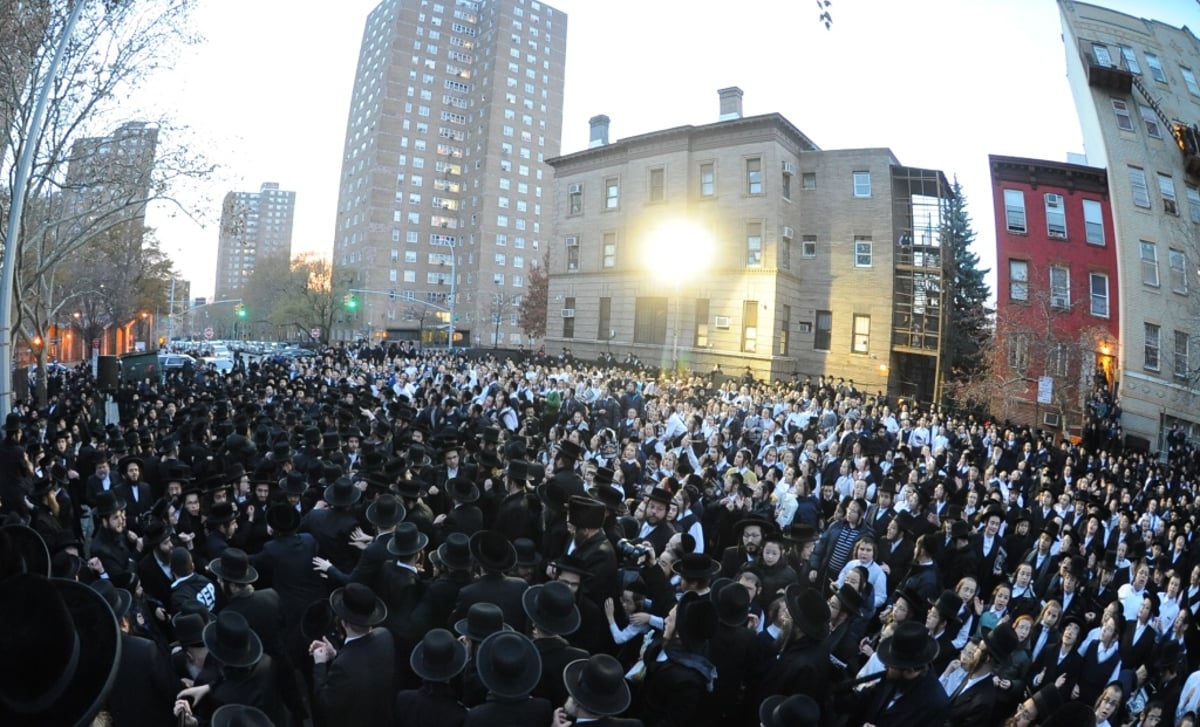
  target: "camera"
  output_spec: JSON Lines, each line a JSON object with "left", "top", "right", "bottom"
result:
{"left": 616, "top": 538, "right": 651, "bottom": 561}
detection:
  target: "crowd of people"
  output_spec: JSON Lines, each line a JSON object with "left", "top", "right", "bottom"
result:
{"left": 1, "top": 340, "right": 1198, "bottom": 727}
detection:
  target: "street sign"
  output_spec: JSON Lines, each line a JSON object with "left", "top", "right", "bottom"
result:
{"left": 203, "top": 327, "right": 214, "bottom": 340}
{"left": 1036, "top": 376, "right": 1053, "bottom": 404}
{"left": 310, "top": 327, "right": 321, "bottom": 340}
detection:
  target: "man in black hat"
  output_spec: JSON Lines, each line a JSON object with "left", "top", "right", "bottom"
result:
{"left": 434, "top": 476, "right": 483, "bottom": 542}
{"left": 88, "top": 490, "right": 137, "bottom": 582}
{"left": 410, "top": 531, "right": 473, "bottom": 637}
{"left": 561, "top": 495, "right": 619, "bottom": 610}
{"left": 178, "top": 611, "right": 284, "bottom": 726}
{"left": 850, "top": 620, "right": 949, "bottom": 726}
{"left": 310, "top": 583, "right": 396, "bottom": 727}
{"left": 523, "top": 581, "right": 587, "bottom": 709}
{"left": 708, "top": 578, "right": 771, "bottom": 726}
{"left": 557, "top": 654, "right": 640, "bottom": 726}
{"left": 464, "top": 631, "right": 552, "bottom": 726}
{"left": 137, "top": 518, "right": 178, "bottom": 618}
{"left": 757, "top": 585, "right": 831, "bottom": 705}
{"left": 491, "top": 459, "right": 541, "bottom": 544}
{"left": 300, "top": 476, "right": 361, "bottom": 575}
{"left": 315, "top": 493, "right": 406, "bottom": 592}
{"left": 252, "top": 504, "right": 326, "bottom": 649}
{"left": 92, "top": 579, "right": 178, "bottom": 727}
{"left": 718, "top": 514, "right": 773, "bottom": 579}
{"left": 116, "top": 455, "right": 153, "bottom": 528}
{"left": 636, "top": 486, "right": 677, "bottom": 557}
{"left": 395, "top": 628, "right": 469, "bottom": 726}
{"left": 204, "top": 501, "right": 240, "bottom": 563}
{"left": 377, "top": 522, "right": 429, "bottom": 648}
{"left": 946, "top": 621, "right": 1017, "bottom": 726}
{"left": 211, "top": 549, "right": 286, "bottom": 662}
{"left": 452, "top": 530, "right": 528, "bottom": 633}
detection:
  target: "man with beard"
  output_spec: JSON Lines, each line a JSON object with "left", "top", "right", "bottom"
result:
{"left": 718, "top": 514, "right": 773, "bottom": 579}
{"left": 562, "top": 495, "right": 619, "bottom": 610}
{"left": 636, "top": 485, "right": 676, "bottom": 556}
{"left": 850, "top": 620, "right": 949, "bottom": 726}
{"left": 88, "top": 490, "right": 139, "bottom": 582}
{"left": 946, "top": 624, "right": 1018, "bottom": 726}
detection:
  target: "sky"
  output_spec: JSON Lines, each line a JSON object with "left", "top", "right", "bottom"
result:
{"left": 136, "top": 0, "right": 1200, "bottom": 302}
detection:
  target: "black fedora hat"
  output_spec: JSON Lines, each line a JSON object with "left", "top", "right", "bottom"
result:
{"left": 877, "top": 620, "right": 939, "bottom": 669}
{"left": 93, "top": 490, "right": 127, "bottom": 518}
{"left": 929, "top": 589, "right": 963, "bottom": 626}
{"left": 782, "top": 522, "right": 819, "bottom": 545}
{"left": 209, "top": 548, "right": 259, "bottom": 585}
{"left": 366, "top": 494, "right": 406, "bottom": 529}
{"left": 676, "top": 591, "right": 719, "bottom": 645}
{"left": 470, "top": 529, "right": 517, "bottom": 572}
{"left": 784, "top": 584, "right": 830, "bottom": 639}
{"left": 672, "top": 553, "right": 720, "bottom": 582}
{"left": 512, "top": 537, "right": 542, "bottom": 568}
{"left": 646, "top": 487, "right": 673, "bottom": 505}
{"left": 983, "top": 621, "right": 1020, "bottom": 661}
{"left": 387, "top": 522, "right": 429, "bottom": 558}
{"left": 142, "top": 520, "right": 174, "bottom": 550}
{"left": 279, "top": 471, "right": 306, "bottom": 497}
{"left": 266, "top": 504, "right": 300, "bottom": 534}
{"left": 90, "top": 579, "right": 132, "bottom": 620}
{"left": 323, "top": 477, "right": 362, "bottom": 508}
{"left": 203, "top": 611, "right": 263, "bottom": 668}
{"left": 446, "top": 477, "right": 480, "bottom": 504}
{"left": 0, "top": 573, "right": 121, "bottom": 727}
{"left": 395, "top": 476, "right": 426, "bottom": 500}
{"left": 330, "top": 583, "right": 387, "bottom": 627}
{"left": 454, "top": 602, "right": 511, "bottom": 642}
{"left": 2, "top": 525, "right": 50, "bottom": 578}
{"left": 476, "top": 631, "right": 542, "bottom": 699}
{"left": 506, "top": 459, "right": 536, "bottom": 482}
{"left": 300, "top": 599, "right": 336, "bottom": 643}
{"left": 568, "top": 495, "right": 607, "bottom": 530}
{"left": 172, "top": 612, "right": 210, "bottom": 648}
{"left": 437, "top": 532, "right": 473, "bottom": 571}
{"left": 410, "top": 628, "right": 469, "bottom": 683}
{"left": 711, "top": 577, "right": 751, "bottom": 627}
{"left": 206, "top": 501, "right": 238, "bottom": 527}
{"left": 758, "top": 694, "right": 821, "bottom": 727}
{"left": 555, "top": 439, "right": 583, "bottom": 462}
{"left": 522, "top": 581, "right": 581, "bottom": 636}
{"left": 834, "top": 583, "right": 865, "bottom": 614}
{"left": 563, "top": 654, "right": 632, "bottom": 717}
{"left": 210, "top": 704, "right": 273, "bottom": 727}
{"left": 587, "top": 483, "right": 628, "bottom": 515}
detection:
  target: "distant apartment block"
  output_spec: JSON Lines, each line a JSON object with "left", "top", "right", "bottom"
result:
{"left": 215, "top": 182, "right": 296, "bottom": 301}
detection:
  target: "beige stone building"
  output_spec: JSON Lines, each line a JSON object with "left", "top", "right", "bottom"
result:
{"left": 1059, "top": 0, "right": 1200, "bottom": 448}
{"left": 545, "top": 90, "right": 953, "bottom": 402}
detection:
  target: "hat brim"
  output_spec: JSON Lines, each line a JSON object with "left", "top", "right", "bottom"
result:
{"left": 876, "top": 631, "right": 939, "bottom": 670}
{"left": 210, "top": 704, "right": 273, "bottom": 727}
{"left": 366, "top": 500, "right": 407, "bottom": 528}
{"left": 476, "top": 632, "right": 542, "bottom": 700}
{"left": 563, "top": 658, "right": 631, "bottom": 717}
{"left": 323, "top": 485, "right": 363, "bottom": 508}
{"left": 2, "top": 525, "right": 50, "bottom": 578}
{"left": 209, "top": 561, "right": 259, "bottom": 585}
{"left": 409, "top": 635, "right": 469, "bottom": 683}
{"left": 202, "top": 621, "right": 263, "bottom": 669}
{"left": 329, "top": 587, "right": 387, "bottom": 627}
{"left": 522, "top": 586, "right": 581, "bottom": 636}
{"left": 758, "top": 695, "right": 787, "bottom": 727}
{"left": 453, "top": 617, "right": 513, "bottom": 642}
{"left": 436, "top": 542, "right": 473, "bottom": 571}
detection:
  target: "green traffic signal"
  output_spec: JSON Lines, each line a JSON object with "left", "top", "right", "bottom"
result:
{"left": 345, "top": 295, "right": 359, "bottom": 310}
{"left": 236, "top": 304, "right": 247, "bottom": 319}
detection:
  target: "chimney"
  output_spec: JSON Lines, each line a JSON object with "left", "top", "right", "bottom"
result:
{"left": 588, "top": 115, "right": 610, "bottom": 148}
{"left": 718, "top": 87, "right": 743, "bottom": 121}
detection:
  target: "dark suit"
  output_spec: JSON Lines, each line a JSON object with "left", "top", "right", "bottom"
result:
{"left": 570, "top": 530, "right": 620, "bottom": 609}
{"left": 326, "top": 532, "right": 392, "bottom": 591}
{"left": 531, "top": 636, "right": 588, "bottom": 709}
{"left": 91, "top": 526, "right": 136, "bottom": 581}
{"left": 718, "top": 546, "right": 757, "bottom": 579}
{"left": 412, "top": 570, "right": 472, "bottom": 633}
{"left": 756, "top": 634, "right": 830, "bottom": 705}
{"left": 301, "top": 506, "right": 362, "bottom": 574}
{"left": 118, "top": 480, "right": 154, "bottom": 528}
{"left": 946, "top": 673, "right": 1000, "bottom": 727}
{"left": 463, "top": 696, "right": 553, "bottom": 727}
{"left": 853, "top": 669, "right": 950, "bottom": 727}
{"left": 710, "top": 622, "right": 772, "bottom": 725}
{"left": 313, "top": 627, "right": 396, "bottom": 727}
{"left": 222, "top": 587, "right": 285, "bottom": 659}
{"left": 639, "top": 638, "right": 714, "bottom": 727}
{"left": 106, "top": 633, "right": 176, "bottom": 727}
{"left": 1120, "top": 619, "right": 1158, "bottom": 671}
{"left": 206, "top": 654, "right": 284, "bottom": 726}
{"left": 395, "top": 682, "right": 467, "bottom": 727}
{"left": 452, "top": 572, "right": 528, "bottom": 633}
{"left": 439, "top": 503, "right": 483, "bottom": 542}
{"left": 137, "top": 550, "right": 175, "bottom": 612}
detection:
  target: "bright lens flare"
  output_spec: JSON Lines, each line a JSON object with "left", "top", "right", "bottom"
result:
{"left": 643, "top": 220, "right": 715, "bottom": 280}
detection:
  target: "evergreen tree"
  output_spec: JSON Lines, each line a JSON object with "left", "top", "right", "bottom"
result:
{"left": 945, "top": 178, "right": 993, "bottom": 382}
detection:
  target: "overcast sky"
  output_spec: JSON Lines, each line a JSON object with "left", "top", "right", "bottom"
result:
{"left": 136, "top": 0, "right": 1198, "bottom": 302}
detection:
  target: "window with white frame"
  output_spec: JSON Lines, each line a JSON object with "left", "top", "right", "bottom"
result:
{"left": 1083, "top": 199, "right": 1105, "bottom": 245}
{"left": 1146, "top": 52, "right": 1167, "bottom": 82}
{"left": 1090, "top": 273, "right": 1109, "bottom": 317}
{"left": 603, "top": 177, "right": 619, "bottom": 210}
{"left": 1092, "top": 43, "right": 1112, "bottom": 67}
{"left": 1004, "top": 189, "right": 1026, "bottom": 233}
{"left": 1141, "top": 241, "right": 1160, "bottom": 286}
{"left": 747, "top": 158, "right": 763, "bottom": 195}
{"left": 1175, "top": 330, "right": 1191, "bottom": 380}
{"left": 1140, "top": 105, "right": 1162, "bottom": 138}
{"left": 1183, "top": 67, "right": 1200, "bottom": 96}
{"left": 746, "top": 222, "right": 763, "bottom": 266}
{"left": 1129, "top": 167, "right": 1151, "bottom": 208}
{"left": 1189, "top": 185, "right": 1200, "bottom": 223}
{"left": 1009, "top": 259, "right": 1029, "bottom": 301}
{"left": 700, "top": 162, "right": 715, "bottom": 197}
{"left": 1049, "top": 265, "right": 1070, "bottom": 309}
{"left": 1045, "top": 193, "right": 1066, "bottom": 238}
{"left": 1169, "top": 248, "right": 1188, "bottom": 294}
{"left": 852, "top": 314, "right": 870, "bottom": 354}
{"left": 1112, "top": 99, "right": 1134, "bottom": 131}
{"left": 1145, "top": 323, "right": 1161, "bottom": 371}
{"left": 602, "top": 232, "right": 616, "bottom": 268}
{"left": 854, "top": 236, "right": 872, "bottom": 267}
{"left": 1159, "top": 173, "right": 1178, "bottom": 214}
{"left": 801, "top": 234, "right": 816, "bottom": 258}
{"left": 853, "top": 171, "right": 871, "bottom": 198}
{"left": 1120, "top": 46, "right": 1141, "bottom": 74}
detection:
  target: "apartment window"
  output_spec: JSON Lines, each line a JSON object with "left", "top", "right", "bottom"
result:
{"left": 801, "top": 234, "right": 817, "bottom": 258}
{"left": 780, "top": 228, "right": 792, "bottom": 271}
{"left": 1184, "top": 67, "right": 1200, "bottom": 96}
{"left": 1159, "top": 173, "right": 1178, "bottom": 214}
{"left": 854, "top": 236, "right": 873, "bottom": 267}
{"left": 1141, "top": 241, "right": 1160, "bottom": 286}
{"left": 1146, "top": 52, "right": 1167, "bottom": 83}
{"left": 694, "top": 299, "right": 709, "bottom": 348}
{"left": 781, "top": 170, "right": 791, "bottom": 200}
{"left": 741, "top": 301, "right": 758, "bottom": 353}
{"left": 1045, "top": 193, "right": 1067, "bottom": 238}
{"left": 1112, "top": 99, "right": 1134, "bottom": 131}
{"left": 1189, "top": 185, "right": 1200, "bottom": 223}
{"left": 633, "top": 297, "right": 667, "bottom": 345}
{"left": 1140, "top": 105, "right": 1162, "bottom": 138}
{"left": 744, "top": 222, "right": 763, "bottom": 266}
{"left": 1170, "top": 248, "right": 1188, "bottom": 294}
{"left": 746, "top": 158, "right": 763, "bottom": 195}
{"left": 1129, "top": 167, "right": 1151, "bottom": 208}
{"left": 1083, "top": 199, "right": 1105, "bottom": 245}
{"left": 602, "top": 232, "right": 616, "bottom": 268}
{"left": 1004, "top": 189, "right": 1027, "bottom": 233}
{"left": 851, "top": 314, "right": 870, "bottom": 354}
{"left": 1009, "top": 259, "right": 1029, "bottom": 301}
{"left": 814, "top": 310, "right": 832, "bottom": 351}
{"left": 566, "top": 237, "right": 579, "bottom": 271}
{"left": 1145, "top": 323, "right": 1161, "bottom": 371}
{"left": 649, "top": 168, "right": 665, "bottom": 203}
{"left": 700, "top": 163, "right": 715, "bottom": 197}
{"left": 568, "top": 184, "right": 582, "bottom": 215}
{"left": 562, "top": 297, "right": 575, "bottom": 338}
{"left": 597, "top": 297, "right": 611, "bottom": 341}
{"left": 1120, "top": 46, "right": 1140, "bottom": 74}
{"left": 1048, "top": 343, "right": 1071, "bottom": 378}
{"left": 1049, "top": 265, "right": 1070, "bottom": 309}
{"left": 1175, "top": 331, "right": 1191, "bottom": 380}
{"left": 1007, "top": 334, "right": 1030, "bottom": 373}
{"left": 802, "top": 172, "right": 816, "bottom": 190}
{"left": 1089, "top": 273, "right": 1109, "bottom": 318}
{"left": 778, "top": 305, "right": 790, "bottom": 356}
{"left": 1092, "top": 43, "right": 1112, "bottom": 67}
{"left": 853, "top": 171, "right": 871, "bottom": 198}
{"left": 603, "top": 177, "right": 619, "bottom": 210}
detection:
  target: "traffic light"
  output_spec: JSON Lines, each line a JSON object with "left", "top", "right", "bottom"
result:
{"left": 344, "top": 294, "right": 359, "bottom": 311}
{"left": 235, "top": 304, "right": 247, "bottom": 319}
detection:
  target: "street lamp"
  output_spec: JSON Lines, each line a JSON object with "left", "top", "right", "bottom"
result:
{"left": 492, "top": 285, "right": 503, "bottom": 350}
{"left": 643, "top": 219, "right": 715, "bottom": 372}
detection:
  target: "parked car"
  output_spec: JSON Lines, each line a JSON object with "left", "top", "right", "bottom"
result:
{"left": 200, "top": 357, "right": 235, "bottom": 374}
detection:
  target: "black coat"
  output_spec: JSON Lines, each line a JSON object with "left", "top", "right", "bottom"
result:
{"left": 326, "top": 532, "right": 392, "bottom": 591}
{"left": 570, "top": 530, "right": 620, "bottom": 609}
{"left": 378, "top": 562, "right": 427, "bottom": 642}
{"left": 708, "top": 622, "right": 771, "bottom": 725}
{"left": 946, "top": 673, "right": 1001, "bottom": 727}
{"left": 170, "top": 573, "right": 218, "bottom": 615}
{"left": 853, "top": 668, "right": 950, "bottom": 727}
{"left": 756, "top": 634, "right": 830, "bottom": 706}
{"left": 222, "top": 587, "right": 286, "bottom": 659}
{"left": 301, "top": 506, "right": 362, "bottom": 574}
{"left": 531, "top": 636, "right": 588, "bottom": 709}
{"left": 252, "top": 533, "right": 328, "bottom": 636}
{"left": 91, "top": 526, "right": 136, "bottom": 581}
{"left": 462, "top": 695, "right": 553, "bottom": 727}
{"left": 312, "top": 627, "right": 396, "bottom": 727}
{"left": 453, "top": 572, "right": 529, "bottom": 633}
{"left": 106, "top": 633, "right": 176, "bottom": 727}
{"left": 395, "top": 682, "right": 467, "bottom": 727}
{"left": 206, "top": 655, "right": 285, "bottom": 726}
{"left": 638, "top": 639, "right": 713, "bottom": 727}
{"left": 412, "top": 569, "right": 472, "bottom": 633}
{"left": 137, "top": 550, "right": 175, "bottom": 611}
